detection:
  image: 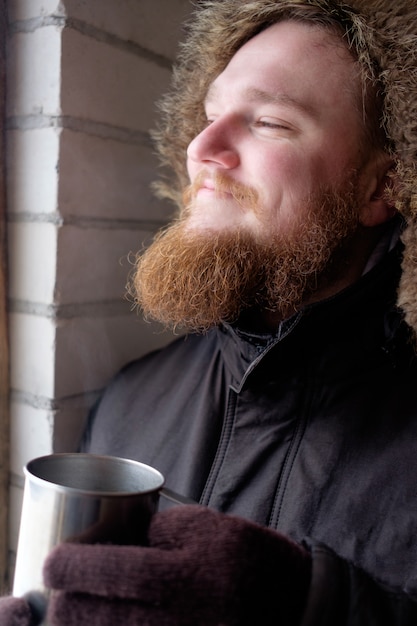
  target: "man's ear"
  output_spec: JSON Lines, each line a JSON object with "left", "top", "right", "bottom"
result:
{"left": 359, "top": 157, "right": 398, "bottom": 227}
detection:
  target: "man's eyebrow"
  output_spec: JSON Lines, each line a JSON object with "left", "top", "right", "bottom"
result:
{"left": 205, "top": 84, "right": 317, "bottom": 117}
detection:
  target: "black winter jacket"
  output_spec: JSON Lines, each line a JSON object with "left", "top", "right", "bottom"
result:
{"left": 82, "top": 243, "right": 417, "bottom": 624}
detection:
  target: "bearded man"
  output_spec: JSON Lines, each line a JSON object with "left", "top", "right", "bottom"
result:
{"left": 4, "top": 1, "right": 417, "bottom": 625}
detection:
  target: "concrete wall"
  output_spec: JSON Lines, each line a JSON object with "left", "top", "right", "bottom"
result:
{"left": 6, "top": 0, "right": 191, "bottom": 583}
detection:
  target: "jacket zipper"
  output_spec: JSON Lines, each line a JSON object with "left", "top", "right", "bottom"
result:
{"left": 198, "top": 389, "right": 237, "bottom": 507}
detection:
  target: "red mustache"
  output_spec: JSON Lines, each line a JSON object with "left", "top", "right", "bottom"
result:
{"left": 183, "top": 171, "right": 259, "bottom": 209}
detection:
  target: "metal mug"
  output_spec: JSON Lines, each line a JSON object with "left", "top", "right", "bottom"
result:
{"left": 12, "top": 453, "right": 170, "bottom": 624}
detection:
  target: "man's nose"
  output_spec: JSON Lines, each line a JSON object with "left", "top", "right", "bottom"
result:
{"left": 187, "top": 118, "right": 240, "bottom": 169}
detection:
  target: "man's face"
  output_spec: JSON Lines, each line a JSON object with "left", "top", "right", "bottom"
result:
{"left": 132, "top": 20, "right": 391, "bottom": 331}
{"left": 185, "top": 20, "right": 370, "bottom": 237}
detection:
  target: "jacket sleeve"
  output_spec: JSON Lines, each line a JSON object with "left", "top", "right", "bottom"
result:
{"left": 301, "top": 543, "right": 417, "bottom": 626}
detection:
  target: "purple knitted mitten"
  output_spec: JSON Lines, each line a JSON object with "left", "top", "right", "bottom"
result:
{"left": 0, "top": 596, "right": 33, "bottom": 626}
{"left": 44, "top": 505, "right": 311, "bottom": 626}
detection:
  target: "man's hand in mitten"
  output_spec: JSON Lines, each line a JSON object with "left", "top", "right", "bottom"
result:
{"left": 0, "top": 596, "right": 33, "bottom": 626}
{"left": 44, "top": 504, "right": 311, "bottom": 626}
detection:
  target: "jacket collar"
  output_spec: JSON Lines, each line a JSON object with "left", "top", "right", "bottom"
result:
{"left": 216, "top": 242, "right": 405, "bottom": 390}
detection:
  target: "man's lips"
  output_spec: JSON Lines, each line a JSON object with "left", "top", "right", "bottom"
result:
{"left": 201, "top": 179, "right": 215, "bottom": 191}
{"left": 186, "top": 171, "right": 259, "bottom": 209}
{"left": 196, "top": 179, "right": 232, "bottom": 197}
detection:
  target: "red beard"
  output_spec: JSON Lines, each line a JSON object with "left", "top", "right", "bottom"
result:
{"left": 130, "top": 175, "right": 361, "bottom": 332}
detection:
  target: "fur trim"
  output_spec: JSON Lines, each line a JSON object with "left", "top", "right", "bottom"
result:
{"left": 152, "top": 1, "right": 417, "bottom": 333}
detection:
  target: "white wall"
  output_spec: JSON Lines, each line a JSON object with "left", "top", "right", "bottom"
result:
{"left": 6, "top": 0, "right": 191, "bottom": 583}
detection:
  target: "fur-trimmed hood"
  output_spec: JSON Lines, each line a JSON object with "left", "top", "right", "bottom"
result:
{"left": 152, "top": 0, "right": 417, "bottom": 334}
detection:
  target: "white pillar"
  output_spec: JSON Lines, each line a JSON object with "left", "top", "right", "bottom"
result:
{"left": 6, "top": 0, "right": 191, "bottom": 586}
